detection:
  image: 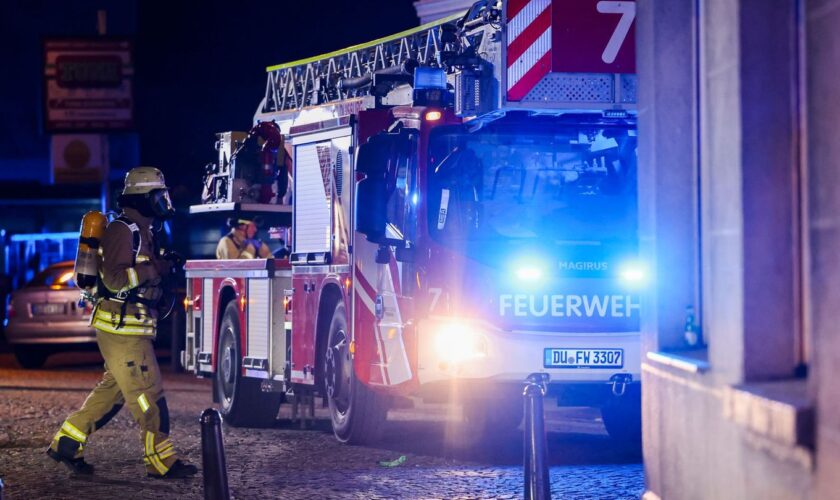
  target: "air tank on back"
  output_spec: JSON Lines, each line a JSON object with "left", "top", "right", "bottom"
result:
{"left": 74, "top": 211, "right": 107, "bottom": 290}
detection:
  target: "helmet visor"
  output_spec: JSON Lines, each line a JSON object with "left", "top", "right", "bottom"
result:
{"left": 150, "top": 189, "right": 175, "bottom": 219}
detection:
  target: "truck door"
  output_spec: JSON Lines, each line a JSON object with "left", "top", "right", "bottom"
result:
{"left": 353, "top": 130, "right": 418, "bottom": 387}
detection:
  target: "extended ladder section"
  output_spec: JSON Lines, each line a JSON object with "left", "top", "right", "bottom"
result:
{"left": 260, "top": 0, "right": 638, "bottom": 118}
{"left": 262, "top": 13, "right": 464, "bottom": 114}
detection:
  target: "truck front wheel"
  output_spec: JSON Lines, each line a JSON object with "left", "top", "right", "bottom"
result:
{"left": 215, "top": 301, "right": 281, "bottom": 427}
{"left": 600, "top": 385, "right": 642, "bottom": 443}
{"left": 323, "top": 302, "right": 386, "bottom": 444}
{"left": 451, "top": 399, "right": 523, "bottom": 449}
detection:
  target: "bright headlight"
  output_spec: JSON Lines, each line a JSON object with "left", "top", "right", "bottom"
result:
{"left": 515, "top": 266, "right": 543, "bottom": 282}
{"left": 433, "top": 321, "right": 486, "bottom": 363}
{"left": 618, "top": 261, "right": 648, "bottom": 287}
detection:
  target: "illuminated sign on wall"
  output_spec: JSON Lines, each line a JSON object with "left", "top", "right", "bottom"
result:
{"left": 50, "top": 134, "right": 109, "bottom": 184}
{"left": 44, "top": 38, "right": 133, "bottom": 131}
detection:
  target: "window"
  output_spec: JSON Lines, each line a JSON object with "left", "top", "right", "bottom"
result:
{"left": 384, "top": 135, "right": 418, "bottom": 243}
{"left": 427, "top": 123, "right": 638, "bottom": 246}
{"left": 27, "top": 264, "right": 76, "bottom": 288}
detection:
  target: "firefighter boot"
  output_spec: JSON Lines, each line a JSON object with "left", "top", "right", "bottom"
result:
{"left": 148, "top": 459, "right": 198, "bottom": 479}
{"left": 47, "top": 436, "right": 94, "bottom": 475}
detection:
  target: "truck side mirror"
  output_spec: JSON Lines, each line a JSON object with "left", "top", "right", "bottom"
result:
{"left": 355, "top": 175, "right": 387, "bottom": 242}
{"left": 355, "top": 134, "right": 390, "bottom": 242}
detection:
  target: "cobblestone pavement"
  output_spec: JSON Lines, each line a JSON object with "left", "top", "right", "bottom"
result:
{"left": 0, "top": 351, "right": 644, "bottom": 499}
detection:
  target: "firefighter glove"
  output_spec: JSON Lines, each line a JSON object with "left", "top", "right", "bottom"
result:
{"left": 163, "top": 251, "right": 185, "bottom": 271}
{"left": 153, "top": 258, "right": 172, "bottom": 277}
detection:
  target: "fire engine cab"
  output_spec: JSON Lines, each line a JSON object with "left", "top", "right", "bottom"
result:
{"left": 183, "top": 0, "right": 642, "bottom": 443}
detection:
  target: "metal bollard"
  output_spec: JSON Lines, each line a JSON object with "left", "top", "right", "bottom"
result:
{"left": 200, "top": 408, "right": 230, "bottom": 500}
{"left": 523, "top": 373, "right": 551, "bottom": 500}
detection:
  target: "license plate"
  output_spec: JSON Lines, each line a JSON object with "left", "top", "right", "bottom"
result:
{"left": 544, "top": 348, "right": 623, "bottom": 368}
{"left": 32, "top": 303, "right": 65, "bottom": 315}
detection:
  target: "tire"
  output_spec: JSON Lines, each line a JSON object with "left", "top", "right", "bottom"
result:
{"left": 600, "top": 386, "right": 642, "bottom": 443}
{"left": 13, "top": 345, "right": 48, "bottom": 369}
{"left": 323, "top": 302, "right": 386, "bottom": 444}
{"left": 214, "top": 302, "right": 282, "bottom": 427}
{"left": 467, "top": 399, "right": 524, "bottom": 431}
{"left": 454, "top": 399, "right": 523, "bottom": 448}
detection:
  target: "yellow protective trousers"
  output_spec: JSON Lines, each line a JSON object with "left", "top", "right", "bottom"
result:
{"left": 50, "top": 330, "right": 178, "bottom": 476}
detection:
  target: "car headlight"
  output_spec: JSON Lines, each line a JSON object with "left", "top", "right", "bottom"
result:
{"left": 433, "top": 320, "right": 487, "bottom": 364}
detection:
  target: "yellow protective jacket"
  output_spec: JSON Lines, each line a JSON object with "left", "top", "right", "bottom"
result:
{"left": 216, "top": 230, "right": 257, "bottom": 259}
{"left": 91, "top": 208, "right": 164, "bottom": 337}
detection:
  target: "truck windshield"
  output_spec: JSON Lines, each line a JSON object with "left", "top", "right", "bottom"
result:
{"left": 427, "top": 122, "right": 637, "bottom": 245}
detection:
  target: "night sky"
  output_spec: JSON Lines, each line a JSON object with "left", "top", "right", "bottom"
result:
{"left": 134, "top": 0, "right": 419, "bottom": 195}
{"left": 0, "top": 0, "right": 419, "bottom": 202}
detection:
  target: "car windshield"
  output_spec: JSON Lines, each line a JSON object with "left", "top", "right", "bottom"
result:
{"left": 427, "top": 122, "right": 637, "bottom": 245}
{"left": 27, "top": 264, "right": 76, "bottom": 288}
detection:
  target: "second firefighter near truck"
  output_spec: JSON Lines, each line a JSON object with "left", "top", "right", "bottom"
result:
{"left": 216, "top": 217, "right": 272, "bottom": 259}
{"left": 48, "top": 167, "right": 198, "bottom": 479}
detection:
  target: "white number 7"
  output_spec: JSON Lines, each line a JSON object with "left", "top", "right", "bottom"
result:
{"left": 428, "top": 287, "right": 442, "bottom": 312}
{"left": 597, "top": 1, "right": 636, "bottom": 64}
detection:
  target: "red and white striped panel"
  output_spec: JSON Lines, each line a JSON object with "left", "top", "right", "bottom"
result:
{"left": 506, "top": 0, "right": 553, "bottom": 101}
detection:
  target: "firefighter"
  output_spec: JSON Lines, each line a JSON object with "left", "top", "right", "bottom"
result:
{"left": 47, "top": 167, "right": 197, "bottom": 479}
{"left": 244, "top": 219, "right": 272, "bottom": 258}
{"left": 216, "top": 218, "right": 256, "bottom": 259}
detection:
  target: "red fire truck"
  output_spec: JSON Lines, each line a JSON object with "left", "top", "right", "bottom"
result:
{"left": 182, "top": 0, "right": 643, "bottom": 444}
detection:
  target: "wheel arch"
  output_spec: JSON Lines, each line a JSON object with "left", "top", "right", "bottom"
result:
{"left": 216, "top": 284, "right": 238, "bottom": 338}
{"left": 314, "top": 282, "right": 345, "bottom": 393}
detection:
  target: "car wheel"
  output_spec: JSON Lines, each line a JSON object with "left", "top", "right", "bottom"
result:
{"left": 324, "top": 302, "right": 386, "bottom": 444}
{"left": 13, "top": 345, "right": 48, "bottom": 369}
{"left": 214, "top": 301, "right": 281, "bottom": 427}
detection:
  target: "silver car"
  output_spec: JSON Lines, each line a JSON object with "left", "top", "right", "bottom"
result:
{"left": 5, "top": 261, "right": 96, "bottom": 368}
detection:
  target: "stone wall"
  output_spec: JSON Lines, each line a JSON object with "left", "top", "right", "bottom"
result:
{"left": 807, "top": 0, "right": 840, "bottom": 497}
{"left": 639, "top": 0, "right": 824, "bottom": 498}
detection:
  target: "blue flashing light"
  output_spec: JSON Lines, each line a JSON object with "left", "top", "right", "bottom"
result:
{"left": 414, "top": 67, "right": 447, "bottom": 90}
{"left": 516, "top": 266, "right": 544, "bottom": 282}
{"left": 10, "top": 232, "right": 78, "bottom": 243}
{"left": 511, "top": 255, "right": 549, "bottom": 285}
{"left": 411, "top": 192, "right": 419, "bottom": 205}
{"left": 618, "top": 261, "right": 649, "bottom": 288}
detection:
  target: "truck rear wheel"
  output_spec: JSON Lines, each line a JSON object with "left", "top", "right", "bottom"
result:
{"left": 600, "top": 386, "right": 642, "bottom": 443}
{"left": 324, "top": 302, "right": 386, "bottom": 444}
{"left": 215, "top": 301, "right": 281, "bottom": 427}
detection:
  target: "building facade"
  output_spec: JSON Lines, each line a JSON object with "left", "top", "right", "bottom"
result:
{"left": 637, "top": 0, "right": 839, "bottom": 498}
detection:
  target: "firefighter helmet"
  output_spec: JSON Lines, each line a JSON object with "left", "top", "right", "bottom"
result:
{"left": 122, "top": 167, "right": 168, "bottom": 195}
{"left": 121, "top": 167, "right": 175, "bottom": 219}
